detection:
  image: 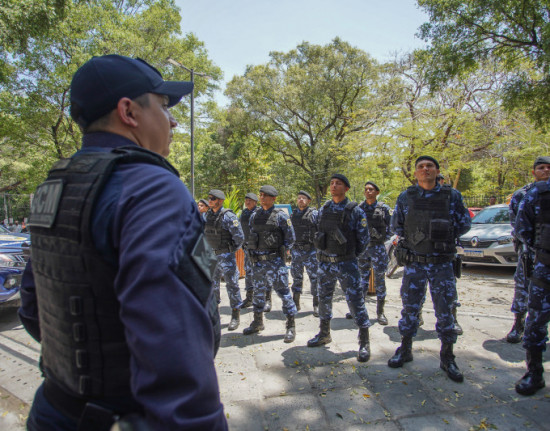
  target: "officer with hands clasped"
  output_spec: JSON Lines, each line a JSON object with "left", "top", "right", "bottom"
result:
{"left": 18, "top": 55, "right": 227, "bottom": 430}
{"left": 240, "top": 192, "right": 259, "bottom": 309}
{"left": 243, "top": 185, "right": 298, "bottom": 343}
{"left": 290, "top": 190, "right": 319, "bottom": 316}
{"left": 357, "top": 181, "right": 392, "bottom": 325}
{"left": 388, "top": 156, "right": 471, "bottom": 382}
{"left": 307, "top": 174, "right": 373, "bottom": 363}
{"left": 507, "top": 156, "right": 550, "bottom": 344}
{"left": 205, "top": 189, "right": 245, "bottom": 331}
{"left": 514, "top": 158, "right": 550, "bottom": 396}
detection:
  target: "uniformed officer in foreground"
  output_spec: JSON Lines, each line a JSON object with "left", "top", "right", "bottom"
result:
{"left": 388, "top": 156, "right": 471, "bottom": 382}
{"left": 290, "top": 190, "right": 319, "bottom": 315}
{"left": 18, "top": 55, "right": 227, "bottom": 430}
{"left": 307, "top": 174, "right": 372, "bottom": 362}
{"left": 243, "top": 185, "right": 298, "bottom": 342}
{"left": 507, "top": 157, "right": 550, "bottom": 344}
{"left": 205, "top": 189, "right": 245, "bottom": 331}
{"left": 240, "top": 192, "right": 259, "bottom": 308}
{"left": 357, "top": 181, "right": 392, "bottom": 325}
{"left": 514, "top": 162, "right": 550, "bottom": 395}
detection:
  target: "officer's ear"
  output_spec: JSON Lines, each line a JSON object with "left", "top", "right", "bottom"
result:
{"left": 116, "top": 97, "right": 139, "bottom": 128}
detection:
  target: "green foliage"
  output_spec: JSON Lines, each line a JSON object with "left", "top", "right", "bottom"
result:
{"left": 222, "top": 188, "right": 243, "bottom": 217}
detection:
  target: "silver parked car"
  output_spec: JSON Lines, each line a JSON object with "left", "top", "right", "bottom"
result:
{"left": 457, "top": 204, "right": 518, "bottom": 267}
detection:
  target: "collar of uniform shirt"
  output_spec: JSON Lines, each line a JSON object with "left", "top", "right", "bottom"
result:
{"left": 81, "top": 131, "right": 139, "bottom": 149}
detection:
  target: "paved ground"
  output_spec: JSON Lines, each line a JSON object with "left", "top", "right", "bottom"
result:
{"left": 1, "top": 265, "right": 549, "bottom": 430}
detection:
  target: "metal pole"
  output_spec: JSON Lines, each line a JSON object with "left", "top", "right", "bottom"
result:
{"left": 190, "top": 69, "right": 195, "bottom": 199}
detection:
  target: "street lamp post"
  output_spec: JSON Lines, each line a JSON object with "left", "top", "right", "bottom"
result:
{"left": 167, "top": 58, "right": 210, "bottom": 199}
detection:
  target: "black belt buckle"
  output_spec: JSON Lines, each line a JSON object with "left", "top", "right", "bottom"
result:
{"left": 78, "top": 403, "right": 119, "bottom": 431}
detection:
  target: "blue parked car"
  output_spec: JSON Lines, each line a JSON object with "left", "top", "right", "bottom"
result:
{"left": 0, "top": 224, "right": 30, "bottom": 303}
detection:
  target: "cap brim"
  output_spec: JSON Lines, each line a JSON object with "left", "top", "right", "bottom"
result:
{"left": 154, "top": 81, "right": 194, "bottom": 107}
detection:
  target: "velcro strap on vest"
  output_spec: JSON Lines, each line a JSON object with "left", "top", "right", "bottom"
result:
{"left": 317, "top": 253, "right": 355, "bottom": 263}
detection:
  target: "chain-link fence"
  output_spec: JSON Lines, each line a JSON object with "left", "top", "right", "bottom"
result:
{"left": 1, "top": 193, "right": 32, "bottom": 230}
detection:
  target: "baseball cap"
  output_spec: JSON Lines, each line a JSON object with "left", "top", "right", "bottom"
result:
{"left": 70, "top": 55, "right": 194, "bottom": 127}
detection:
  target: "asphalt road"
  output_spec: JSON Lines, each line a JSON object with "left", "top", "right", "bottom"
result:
{"left": 1, "top": 265, "right": 549, "bottom": 430}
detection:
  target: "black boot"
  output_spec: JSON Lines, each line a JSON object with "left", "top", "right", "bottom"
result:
{"left": 452, "top": 307, "right": 463, "bottom": 335}
{"left": 307, "top": 319, "right": 332, "bottom": 347}
{"left": 377, "top": 299, "right": 388, "bottom": 326}
{"left": 263, "top": 290, "right": 272, "bottom": 313}
{"left": 516, "top": 349, "right": 546, "bottom": 395}
{"left": 357, "top": 327, "right": 370, "bottom": 362}
{"left": 228, "top": 309, "right": 240, "bottom": 331}
{"left": 284, "top": 316, "right": 296, "bottom": 343}
{"left": 440, "top": 343, "right": 464, "bottom": 382}
{"left": 388, "top": 336, "right": 413, "bottom": 368}
{"left": 241, "top": 290, "right": 253, "bottom": 308}
{"left": 293, "top": 292, "right": 301, "bottom": 311}
{"left": 506, "top": 312, "right": 526, "bottom": 344}
{"left": 312, "top": 296, "right": 319, "bottom": 317}
{"left": 243, "top": 311, "right": 264, "bottom": 335}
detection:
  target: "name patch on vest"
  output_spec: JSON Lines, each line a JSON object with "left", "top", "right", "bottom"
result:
{"left": 29, "top": 179, "right": 64, "bottom": 228}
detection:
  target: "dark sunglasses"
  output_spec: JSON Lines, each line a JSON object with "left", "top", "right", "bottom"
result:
{"left": 208, "top": 196, "right": 217, "bottom": 201}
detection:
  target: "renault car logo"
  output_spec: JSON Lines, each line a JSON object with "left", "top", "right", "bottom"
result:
{"left": 471, "top": 236, "right": 479, "bottom": 247}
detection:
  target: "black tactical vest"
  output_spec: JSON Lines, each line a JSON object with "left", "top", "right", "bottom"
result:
{"left": 318, "top": 199, "right": 357, "bottom": 256}
{"left": 361, "top": 201, "right": 386, "bottom": 245}
{"left": 534, "top": 181, "right": 550, "bottom": 253}
{"left": 291, "top": 207, "right": 315, "bottom": 245}
{"left": 28, "top": 147, "right": 179, "bottom": 400}
{"left": 240, "top": 208, "right": 255, "bottom": 243}
{"left": 252, "top": 208, "right": 283, "bottom": 252}
{"left": 404, "top": 185, "right": 455, "bottom": 254}
{"left": 204, "top": 208, "right": 234, "bottom": 252}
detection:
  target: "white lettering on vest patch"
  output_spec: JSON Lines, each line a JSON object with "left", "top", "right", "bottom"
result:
{"left": 29, "top": 179, "right": 64, "bottom": 228}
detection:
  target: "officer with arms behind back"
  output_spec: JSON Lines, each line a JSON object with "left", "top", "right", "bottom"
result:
{"left": 388, "top": 156, "right": 471, "bottom": 382}
{"left": 514, "top": 157, "right": 550, "bottom": 396}
{"left": 205, "top": 189, "right": 245, "bottom": 331}
{"left": 18, "top": 55, "right": 227, "bottom": 431}
{"left": 240, "top": 192, "right": 259, "bottom": 309}
{"left": 507, "top": 157, "right": 550, "bottom": 344}
{"left": 307, "top": 174, "right": 373, "bottom": 363}
{"left": 243, "top": 185, "right": 298, "bottom": 342}
{"left": 290, "top": 190, "right": 319, "bottom": 316}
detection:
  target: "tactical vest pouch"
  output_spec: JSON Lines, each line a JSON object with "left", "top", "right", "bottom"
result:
{"left": 535, "top": 224, "right": 550, "bottom": 252}
{"left": 395, "top": 242, "right": 409, "bottom": 266}
{"left": 247, "top": 232, "right": 259, "bottom": 250}
{"left": 429, "top": 219, "right": 452, "bottom": 241}
{"left": 332, "top": 228, "right": 348, "bottom": 245}
{"left": 535, "top": 249, "right": 550, "bottom": 266}
{"left": 263, "top": 232, "right": 279, "bottom": 248}
{"left": 453, "top": 255, "right": 462, "bottom": 278}
{"left": 313, "top": 231, "right": 327, "bottom": 250}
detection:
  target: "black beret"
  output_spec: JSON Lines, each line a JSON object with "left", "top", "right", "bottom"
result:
{"left": 298, "top": 190, "right": 312, "bottom": 199}
{"left": 364, "top": 181, "right": 379, "bottom": 191}
{"left": 198, "top": 199, "right": 209, "bottom": 206}
{"left": 245, "top": 192, "right": 259, "bottom": 201}
{"left": 208, "top": 189, "right": 225, "bottom": 200}
{"left": 415, "top": 155, "right": 439, "bottom": 169}
{"left": 259, "top": 185, "right": 278, "bottom": 197}
{"left": 330, "top": 174, "right": 350, "bottom": 188}
{"left": 533, "top": 156, "right": 550, "bottom": 168}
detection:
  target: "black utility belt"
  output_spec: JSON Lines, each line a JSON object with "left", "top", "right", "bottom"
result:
{"left": 294, "top": 243, "right": 313, "bottom": 251}
{"left": 213, "top": 246, "right": 233, "bottom": 255}
{"left": 250, "top": 252, "right": 279, "bottom": 263}
{"left": 406, "top": 254, "right": 454, "bottom": 264}
{"left": 317, "top": 253, "right": 355, "bottom": 263}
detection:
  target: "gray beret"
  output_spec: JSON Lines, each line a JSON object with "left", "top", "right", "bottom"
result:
{"left": 259, "top": 185, "right": 278, "bottom": 197}
{"left": 364, "top": 181, "right": 379, "bottom": 191}
{"left": 208, "top": 189, "right": 225, "bottom": 200}
{"left": 298, "top": 190, "right": 312, "bottom": 199}
{"left": 330, "top": 174, "right": 350, "bottom": 188}
{"left": 198, "top": 199, "right": 209, "bottom": 206}
{"left": 415, "top": 155, "right": 439, "bottom": 169}
{"left": 533, "top": 156, "right": 550, "bottom": 168}
{"left": 245, "top": 192, "right": 259, "bottom": 201}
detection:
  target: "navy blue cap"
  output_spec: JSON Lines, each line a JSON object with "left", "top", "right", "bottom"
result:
{"left": 259, "top": 185, "right": 278, "bottom": 197}
{"left": 208, "top": 189, "right": 226, "bottom": 200}
{"left": 298, "top": 190, "right": 312, "bottom": 199}
{"left": 245, "top": 192, "right": 259, "bottom": 201}
{"left": 415, "top": 155, "right": 439, "bottom": 169}
{"left": 70, "top": 55, "right": 194, "bottom": 127}
{"left": 330, "top": 174, "right": 350, "bottom": 188}
{"left": 364, "top": 181, "right": 379, "bottom": 191}
{"left": 533, "top": 156, "right": 550, "bottom": 168}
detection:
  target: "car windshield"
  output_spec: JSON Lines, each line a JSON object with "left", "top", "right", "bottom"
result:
{"left": 471, "top": 207, "right": 510, "bottom": 224}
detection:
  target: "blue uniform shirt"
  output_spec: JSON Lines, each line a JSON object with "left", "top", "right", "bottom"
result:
{"left": 249, "top": 205, "right": 295, "bottom": 255}
{"left": 509, "top": 182, "right": 536, "bottom": 235}
{"left": 391, "top": 184, "right": 471, "bottom": 254}
{"left": 19, "top": 132, "right": 227, "bottom": 430}
{"left": 317, "top": 198, "right": 370, "bottom": 256}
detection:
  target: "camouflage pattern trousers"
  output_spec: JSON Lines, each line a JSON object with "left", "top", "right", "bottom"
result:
{"left": 398, "top": 261, "right": 458, "bottom": 344}
{"left": 511, "top": 248, "right": 532, "bottom": 314}
{"left": 523, "top": 264, "right": 550, "bottom": 351}
{"left": 358, "top": 244, "right": 388, "bottom": 300}
{"left": 317, "top": 259, "right": 371, "bottom": 329}
{"left": 290, "top": 247, "right": 319, "bottom": 297}
{"left": 251, "top": 257, "right": 297, "bottom": 316}
{"left": 243, "top": 249, "right": 254, "bottom": 292}
{"left": 212, "top": 252, "right": 242, "bottom": 310}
